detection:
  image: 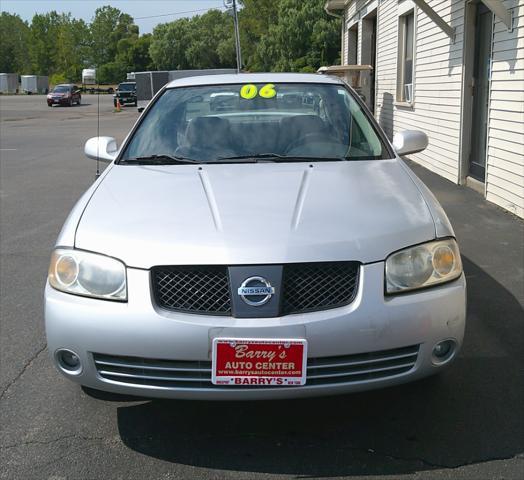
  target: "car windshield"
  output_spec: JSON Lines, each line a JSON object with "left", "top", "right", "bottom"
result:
{"left": 53, "top": 86, "right": 70, "bottom": 93}
{"left": 121, "top": 82, "right": 390, "bottom": 163}
{"left": 119, "top": 83, "right": 135, "bottom": 91}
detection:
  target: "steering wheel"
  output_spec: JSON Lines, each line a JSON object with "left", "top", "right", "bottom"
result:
{"left": 284, "top": 132, "right": 334, "bottom": 155}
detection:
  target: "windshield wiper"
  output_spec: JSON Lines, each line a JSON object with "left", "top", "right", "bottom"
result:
{"left": 120, "top": 154, "right": 202, "bottom": 165}
{"left": 216, "top": 153, "right": 345, "bottom": 163}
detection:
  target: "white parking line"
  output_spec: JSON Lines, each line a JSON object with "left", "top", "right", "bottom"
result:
{"left": 0, "top": 149, "right": 17, "bottom": 151}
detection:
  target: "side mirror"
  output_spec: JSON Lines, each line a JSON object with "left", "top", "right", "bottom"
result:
{"left": 393, "top": 130, "right": 428, "bottom": 156}
{"left": 84, "top": 136, "right": 118, "bottom": 163}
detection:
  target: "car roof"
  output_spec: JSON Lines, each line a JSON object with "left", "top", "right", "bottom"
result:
{"left": 165, "top": 72, "right": 344, "bottom": 89}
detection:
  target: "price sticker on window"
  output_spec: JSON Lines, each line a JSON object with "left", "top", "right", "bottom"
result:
{"left": 240, "top": 83, "right": 277, "bottom": 99}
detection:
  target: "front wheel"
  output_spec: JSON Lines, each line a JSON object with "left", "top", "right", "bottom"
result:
{"left": 68, "top": 98, "right": 73, "bottom": 107}
{"left": 77, "top": 96, "right": 81, "bottom": 105}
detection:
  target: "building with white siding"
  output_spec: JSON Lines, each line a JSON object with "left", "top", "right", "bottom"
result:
{"left": 325, "top": 0, "right": 524, "bottom": 218}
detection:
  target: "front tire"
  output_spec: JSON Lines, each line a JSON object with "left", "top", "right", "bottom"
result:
{"left": 77, "top": 96, "right": 81, "bottom": 105}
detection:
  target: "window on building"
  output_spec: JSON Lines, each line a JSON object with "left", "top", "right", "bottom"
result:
{"left": 397, "top": 10, "right": 415, "bottom": 103}
{"left": 347, "top": 24, "right": 358, "bottom": 65}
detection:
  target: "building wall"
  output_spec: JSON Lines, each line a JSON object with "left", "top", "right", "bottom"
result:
{"left": 340, "top": 0, "right": 524, "bottom": 218}
{"left": 486, "top": 0, "right": 524, "bottom": 218}
{"left": 375, "top": 0, "right": 465, "bottom": 183}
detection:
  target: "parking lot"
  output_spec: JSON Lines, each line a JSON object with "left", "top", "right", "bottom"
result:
{"left": 1, "top": 94, "right": 523, "bottom": 479}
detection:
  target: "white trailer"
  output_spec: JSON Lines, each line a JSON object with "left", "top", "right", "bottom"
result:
{"left": 21, "top": 75, "right": 49, "bottom": 94}
{"left": 0, "top": 73, "right": 19, "bottom": 93}
{"left": 82, "top": 68, "right": 97, "bottom": 85}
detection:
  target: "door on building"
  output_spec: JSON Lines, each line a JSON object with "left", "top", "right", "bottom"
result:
{"left": 468, "top": 3, "right": 493, "bottom": 182}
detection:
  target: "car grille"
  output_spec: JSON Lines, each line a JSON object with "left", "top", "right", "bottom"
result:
{"left": 153, "top": 266, "right": 231, "bottom": 315}
{"left": 93, "top": 345, "right": 419, "bottom": 389}
{"left": 282, "top": 262, "right": 359, "bottom": 314}
{"left": 151, "top": 262, "right": 359, "bottom": 316}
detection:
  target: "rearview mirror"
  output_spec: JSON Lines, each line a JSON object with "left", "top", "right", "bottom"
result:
{"left": 84, "top": 136, "right": 118, "bottom": 163}
{"left": 393, "top": 130, "right": 428, "bottom": 156}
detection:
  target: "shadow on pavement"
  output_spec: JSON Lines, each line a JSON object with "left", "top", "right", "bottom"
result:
{"left": 49, "top": 103, "right": 92, "bottom": 108}
{"left": 114, "top": 256, "right": 523, "bottom": 476}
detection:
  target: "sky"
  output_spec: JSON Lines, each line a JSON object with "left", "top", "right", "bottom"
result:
{"left": 0, "top": 0, "right": 227, "bottom": 33}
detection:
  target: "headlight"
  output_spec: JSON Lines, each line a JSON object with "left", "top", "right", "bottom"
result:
{"left": 385, "top": 239, "right": 462, "bottom": 293}
{"left": 48, "top": 248, "right": 127, "bottom": 301}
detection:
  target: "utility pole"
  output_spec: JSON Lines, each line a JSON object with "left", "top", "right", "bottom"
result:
{"left": 225, "top": 0, "right": 242, "bottom": 72}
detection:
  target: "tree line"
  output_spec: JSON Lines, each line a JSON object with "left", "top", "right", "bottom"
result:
{"left": 0, "top": 0, "right": 340, "bottom": 85}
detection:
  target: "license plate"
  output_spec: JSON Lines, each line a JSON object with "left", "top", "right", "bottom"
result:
{"left": 212, "top": 338, "right": 307, "bottom": 386}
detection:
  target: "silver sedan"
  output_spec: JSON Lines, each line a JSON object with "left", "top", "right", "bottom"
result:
{"left": 45, "top": 73, "right": 466, "bottom": 400}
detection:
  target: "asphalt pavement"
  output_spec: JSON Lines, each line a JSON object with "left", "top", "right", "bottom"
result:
{"left": 1, "top": 94, "right": 523, "bottom": 480}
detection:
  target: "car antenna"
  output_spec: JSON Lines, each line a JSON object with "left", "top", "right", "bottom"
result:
{"left": 95, "top": 69, "right": 101, "bottom": 179}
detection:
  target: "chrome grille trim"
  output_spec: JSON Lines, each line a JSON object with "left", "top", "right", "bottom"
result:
{"left": 97, "top": 370, "right": 210, "bottom": 383}
{"left": 93, "top": 345, "right": 419, "bottom": 389}
{"left": 94, "top": 358, "right": 211, "bottom": 373}
{"left": 306, "top": 362, "right": 417, "bottom": 380}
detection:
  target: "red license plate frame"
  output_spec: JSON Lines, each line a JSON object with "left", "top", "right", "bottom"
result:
{"left": 212, "top": 338, "right": 307, "bottom": 386}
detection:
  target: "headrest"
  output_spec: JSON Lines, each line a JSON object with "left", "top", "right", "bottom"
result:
{"left": 280, "top": 115, "right": 326, "bottom": 138}
{"left": 185, "top": 116, "right": 231, "bottom": 147}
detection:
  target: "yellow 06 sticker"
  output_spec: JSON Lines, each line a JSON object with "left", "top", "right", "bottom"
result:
{"left": 240, "top": 83, "right": 277, "bottom": 100}
{"left": 259, "top": 83, "right": 276, "bottom": 98}
{"left": 240, "top": 84, "right": 258, "bottom": 99}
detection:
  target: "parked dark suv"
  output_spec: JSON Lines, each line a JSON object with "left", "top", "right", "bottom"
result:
{"left": 114, "top": 82, "right": 137, "bottom": 107}
{"left": 47, "top": 84, "right": 81, "bottom": 107}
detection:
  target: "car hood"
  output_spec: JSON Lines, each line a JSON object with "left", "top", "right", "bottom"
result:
{"left": 75, "top": 160, "right": 435, "bottom": 268}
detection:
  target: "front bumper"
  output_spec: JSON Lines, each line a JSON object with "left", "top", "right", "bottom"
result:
{"left": 47, "top": 97, "right": 69, "bottom": 105}
{"left": 45, "top": 262, "right": 466, "bottom": 400}
{"left": 114, "top": 95, "right": 136, "bottom": 104}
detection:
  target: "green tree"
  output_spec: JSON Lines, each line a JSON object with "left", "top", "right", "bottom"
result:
{"left": 238, "top": 0, "right": 278, "bottom": 71}
{"left": 28, "top": 12, "right": 91, "bottom": 81}
{"left": 90, "top": 6, "right": 121, "bottom": 67}
{"left": 0, "top": 12, "right": 31, "bottom": 73}
{"left": 149, "top": 10, "right": 235, "bottom": 71}
{"left": 55, "top": 16, "right": 91, "bottom": 81}
{"left": 90, "top": 5, "right": 139, "bottom": 81}
{"left": 185, "top": 10, "right": 235, "bottom": 69}
{"left": 149, "top": 19, "right": 192, "bottom": 70}
{"left": 127, "top": 34, "right": 153, "bottom": 72}
{"left": 29, "top": 12, "right": 62, "bottom": 76}
{"left": 253, "top": 0, "right": 340, "bottom": 72}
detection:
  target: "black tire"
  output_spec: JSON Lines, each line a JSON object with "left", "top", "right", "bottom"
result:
{"left": 77, "top": 96, "right": 81, "bottom": 105}
{"left": 68, "top": 98, "right": 73, "bottom": 107}
{"left": 113, "top": 99, "right": 117, "bottom": 107}
{"left": 134, "top": 101, "right": 138, "bottom": 107}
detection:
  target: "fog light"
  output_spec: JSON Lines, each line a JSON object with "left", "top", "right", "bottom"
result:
{"left": 56, "top": 349, "right": 82, "bottom": 374}
{"left": 432, "top": 340, "right": 456, "bottom": 364}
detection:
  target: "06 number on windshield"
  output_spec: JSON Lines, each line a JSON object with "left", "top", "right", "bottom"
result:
{"left": 240, "top": 83, "right": 276, "bottom": 100}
